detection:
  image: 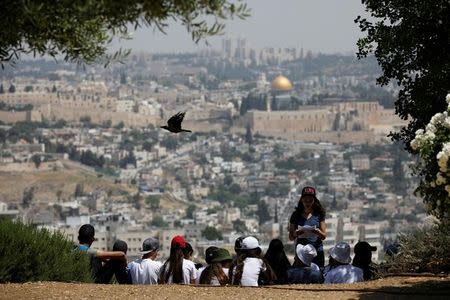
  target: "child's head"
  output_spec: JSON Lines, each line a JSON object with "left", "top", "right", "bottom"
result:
{"left": 183, "top": 242, "right": 194, "bottom": 259}
{"left": 78, "top": 224, "right": 95, "bottom": 245}
{"left": 205, "top": 246, "right": 219, "bottom": 264}
{"left": 113, "top": 239, "right": 128, "bottom": 254}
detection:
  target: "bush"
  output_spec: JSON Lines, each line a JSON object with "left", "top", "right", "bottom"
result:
{"left": 383, "top": 222, "right": 450, "bottom": 274}
{"left": 0, "top": 219, "right": 92, "bottom": 283}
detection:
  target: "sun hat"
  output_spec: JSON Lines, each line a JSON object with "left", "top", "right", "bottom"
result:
{"left": 205, "top": 246, "right": 219, "bottom": 264}
{"left": 139, "top": 237, "right": 159, "bottom": 254}
{"left": 210, "top": 248, "right": 233, "bottom": 263}
{"left": 330, "top": 242, "right": 352, "bottom": 264}
{"left": 240, "top": 236, "right": 260, "bottom": 250}
{"left": 296, "top": 244, "right": 317, "bottom": 266}
{"left": 171, "top": 235, "right": 186, "bottom": 248}
{"left": 354, "top": 241, "right": 377, "bottom": 254}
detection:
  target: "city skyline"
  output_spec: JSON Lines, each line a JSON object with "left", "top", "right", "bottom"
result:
{"left": 112, "top": 0, "right": 369, "bottom": 55}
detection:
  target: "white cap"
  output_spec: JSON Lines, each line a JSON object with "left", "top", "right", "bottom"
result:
{"left": 296, "top": 244, "right": 317, "bottom": 266}
{"left": 330, "top": 242, "right": 352, "bottom": 264}
{"left": 240, "top": 236, "right": 260, "bottom": 250}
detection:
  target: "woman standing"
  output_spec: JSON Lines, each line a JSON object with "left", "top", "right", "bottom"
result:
{"left": 288, "top": 186, "right": 327, "bottom": 268}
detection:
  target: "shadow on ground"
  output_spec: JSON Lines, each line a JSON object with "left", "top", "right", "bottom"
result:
{"left": 358, "top": 279, "right": 450, "bottom": 300}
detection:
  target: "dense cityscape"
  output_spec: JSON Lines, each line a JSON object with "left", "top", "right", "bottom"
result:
{"left": 0, "top": 39, "right": 425, "bottom": 262}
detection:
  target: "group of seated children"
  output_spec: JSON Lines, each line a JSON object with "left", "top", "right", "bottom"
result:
{"left": 77, "top": 224, "right": 376, "bottom": 285}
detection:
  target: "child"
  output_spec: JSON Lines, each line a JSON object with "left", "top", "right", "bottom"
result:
{"left": 324, "top": 242, "right": 363, "bottom": 284}
{"left": 159, "top": 236, "right": 197, "bottom": 284}
{"left": 128, "top": 237, "right": 162, "bottom": 284}
{"left": 229, "top": 236, "right": 275, "bottom": 286}
{"left": 76, "top": 224, "right": 127, "bottom": 284}
{"left": 264, "top": 239, "right": 291, "bottom": 284}
{"left": 287, "top": 244, "right": 322, "bottom": 284}
{"left": 199, "top": 248, "right": 232, "bottom": 286}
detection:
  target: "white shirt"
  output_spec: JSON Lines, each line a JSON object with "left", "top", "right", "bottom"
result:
{"left": 239, "top": 257, "right": 266, "bottom": 287}
{"left": 165, "top": 259, "right": 197, "bottom": 284}
{"left": 324, "top": 264, "right": 364, "bottom": 284}
{"left": 128, "top": 258, "right": 162, "bottom": 284}
{"left": 195, "top": 266, "right": 207, "bottom": 284}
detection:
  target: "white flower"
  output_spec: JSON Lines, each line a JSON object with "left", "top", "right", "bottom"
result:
{"left": 445, "top": 185, "right": 450, "bottom": 196}
{"left": 426, "top": 123, "right": 437, "bottom": 133}
{"left": 436, "top": 173, "right": 447, "bottom": 185}
{"left": 446, "top": 93, "right": 450, "bottom": 104}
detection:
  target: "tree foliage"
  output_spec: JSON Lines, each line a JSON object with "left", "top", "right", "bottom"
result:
{"left": 202, "top": 226, "right": 223, "bottom": 241}
{"left": 355, "top": 1, "right": 450, "bottom": 150}
{"left": 0, "top": 0, "right": 250, "bottom": 66}
{"left": 0, "top": 219, "right": 92, "bottom": 283}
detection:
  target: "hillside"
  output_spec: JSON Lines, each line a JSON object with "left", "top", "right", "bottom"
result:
{"left": 1, "top": 276, "right": 448, "bottom": 300}
{"left": 0, "top": 163, "right": 136, "bottom": 203}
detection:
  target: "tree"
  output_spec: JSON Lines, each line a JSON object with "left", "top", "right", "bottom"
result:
{"left": 355, "top": 1, "right": 450, "bottom": 150}
{"left": 0, "top": 84, "right": 4, "bottom": 94}
{"left": 185, "top": 204, "right": 196, "bottom": 219}
{"left": 232, "top": 219, "right": 247, "bottom": 233}
{"left": 145, "top": 195, "right": 160, "bottom": 209}
{"left": 245, "top": 123, "right": 253, "bottom": 145}
{"left": 142, "top": 140, "right": 154, "bottom": 152}
{"left": 74, "top": 183, "right": 84, "bottom": 198}
{"left": 31, "top": 154, "right": 41, "bottom": 169}
{"left": 202, "top": 226, "right": 223, "bottom": 241}
{"left": 8, "top": 84, "right": 15, "bottom": 93}
{"left": 257, "top": 200, "right": 271, "bottom": 225}
{"left": 0, "top": 1, "right": 249, "bottom": 66}
{"left": 22, "top": 187, "right": 35, "bottom": 208}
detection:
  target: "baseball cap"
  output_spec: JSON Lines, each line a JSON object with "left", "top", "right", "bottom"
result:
{"left": 240, "top": 236, "right": 260, "bottom": 250}
{"left": 171, "top": 235, "right": 186, "bottom": 248}
{"left": 301, "top": 186, "right": 316, "bottom": 197}
{"left": 140, "top": 237, "right": 159, "bottom": 254}
{"left": 234, "top": 236, "right": 246, "bottom": 251}
{"left": 354, "top": 241, "right": 377, "bottom": 254}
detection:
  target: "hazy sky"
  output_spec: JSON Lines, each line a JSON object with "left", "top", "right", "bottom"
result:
{"left": 113, "top": 0, "right": 369, "bottom": 54}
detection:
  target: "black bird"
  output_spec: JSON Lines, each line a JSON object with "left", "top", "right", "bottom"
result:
{"left": 160, "top": 112, "right": 192, "bottom": 133}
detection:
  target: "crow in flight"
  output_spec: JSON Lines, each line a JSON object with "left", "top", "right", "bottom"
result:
{"left": 160, "top": 112, "right": 192, "bottom": 133}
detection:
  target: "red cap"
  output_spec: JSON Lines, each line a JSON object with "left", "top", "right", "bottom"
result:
{"left": 171, "top": 235, "right": 186, "bottom": 248}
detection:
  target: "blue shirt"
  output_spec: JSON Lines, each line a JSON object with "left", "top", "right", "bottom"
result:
{"left": 289, "top": 211, "right": 324, "bottom": 251}
{"left": 287, "top": 266, "right": 323, "bottom": 284}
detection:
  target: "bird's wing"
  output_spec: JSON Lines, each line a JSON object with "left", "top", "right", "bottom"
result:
{"left": 167, "top": 112, "right": 185, "bottom": 130}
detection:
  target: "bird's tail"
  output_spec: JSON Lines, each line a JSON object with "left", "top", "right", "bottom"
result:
{"left": 181, "top": 129, "right": 192, "bottom": 133}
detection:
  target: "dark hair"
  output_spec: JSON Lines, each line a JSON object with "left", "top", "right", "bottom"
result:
{"left": 264, "top": 239, "right": 291, "bottom": 284}
{"left": 78, "top": 224, "right": 95, "bottom": 244}
{"left": 183, "top": 242, "right": 193, "bottom": 259}
{"left": 234, "top": 236, "right": 245, "bottom": 254}
{"left": 230, "top": 248, "right": 262, "bottom": 285}
{"left": 112, "top": 239, "right": 128, "bottom": 253}
{"left": 160, "top": 245, "right": 185, "bottom": 284}
{"left": 205, "top": 246, "right": 219, "bottom": 264}
{"left": 199, "top": 262, "right": 229, "bottom": 286}
{"left": 296, "top": 195, "right": 326, "bottom": 220}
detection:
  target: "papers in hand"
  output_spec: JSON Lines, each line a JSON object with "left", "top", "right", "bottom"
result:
{"left": 297, "top": 225, "right": 316, "bottom": 238}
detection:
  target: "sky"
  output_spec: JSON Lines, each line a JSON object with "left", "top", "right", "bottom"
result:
{"left": 113, "top": 0, "right": 369, "bottom": 54}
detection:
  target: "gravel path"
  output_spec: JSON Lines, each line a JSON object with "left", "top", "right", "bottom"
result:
{"left": 1, "top": 276, "right": 449, "bottom": 300}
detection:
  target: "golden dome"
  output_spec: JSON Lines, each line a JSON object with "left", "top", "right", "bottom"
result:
{"left": 271, "top": 75, "right": 293, "bottom": 91}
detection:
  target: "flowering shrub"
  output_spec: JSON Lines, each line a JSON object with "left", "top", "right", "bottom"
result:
{"left": 410, "top": 94, "right": 450, "bottom": 221}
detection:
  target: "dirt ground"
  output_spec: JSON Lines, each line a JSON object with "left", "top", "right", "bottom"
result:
{"left": 1, "top": 276, "right": 449, "bottom": 300}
